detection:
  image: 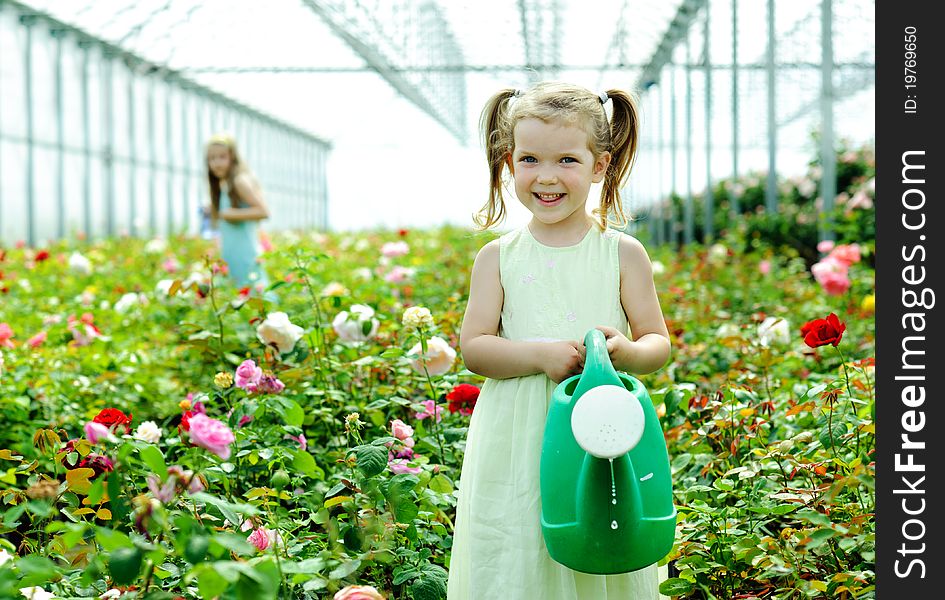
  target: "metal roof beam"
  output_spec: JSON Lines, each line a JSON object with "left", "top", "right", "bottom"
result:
{"left": 635, "top": 0, "right": 708, "bottom": 91}
{"left": 301, "top": 0, "right": 467, "bottom": 142}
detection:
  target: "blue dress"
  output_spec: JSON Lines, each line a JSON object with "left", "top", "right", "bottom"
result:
{"left": 217, "top": 189, "right": 269, "bottom": 289}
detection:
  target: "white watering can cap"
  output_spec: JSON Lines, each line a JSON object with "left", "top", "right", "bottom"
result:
{"left": 570, "top": 384, "right": 646, "bottom": 459}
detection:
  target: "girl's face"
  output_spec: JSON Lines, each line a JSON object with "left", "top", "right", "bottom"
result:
{"left": 510, "top": 118, "right": 610, "bottom": 229}
{"left": 207, "top": 144, "right": 233, "bottom": 180}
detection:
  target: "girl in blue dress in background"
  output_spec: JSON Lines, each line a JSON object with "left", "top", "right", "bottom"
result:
{"left": 205, "top": 134, "right": 271, "bottom": 291}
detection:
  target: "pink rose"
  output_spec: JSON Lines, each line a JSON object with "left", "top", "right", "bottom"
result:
{"left": 388, "top": 459, "right": 422, "bottom": 475}
{"left": 828, "top": 244, "right": 861, "bottom": 266}
{"left": 383, "top": 265, "right": 415, "bottom": 284}
{"left": 415, "top": 399, "right": 444, "bottom": 423}
{"left": 816, "top": 240, "right": 835, "bottom": 254}
{"left": 811, "top": 257, "right": 851, "bottom": 296}
{"left": 0, "top": 323, "right": 14, "bottom": 348}
{"left": 187, "top": 414, "right": 235, "bottom": 460}
{"left": 234, "top": 359, "right": 263, "bottom": 390}
{"left": 84, "top": 421, "right": 115, "bottom": 444}
{"left": 248, "top": 527, "right": 278, "bottom": 551}
{"left": 758, "top": 260, "right": 771, "bottom": 276}
{"left": 380, "top": 241, "right": 409, "bottom": 258}
{"left": 27, "top": 331, "right": 47, "bottom": 348}
{"left": 334, "top": 585, "right": 385, "bottom": 600}
{"left": 390, "top": 419, "right": 414, "bottom": 441}
{"left": 284, "top": 433, "right": 307, "bottom": 451}
{"left": 254, "top": 374, "right": 285, "bottom": 395}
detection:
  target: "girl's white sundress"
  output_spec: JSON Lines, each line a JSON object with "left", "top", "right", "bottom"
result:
{"left": 447, "top": 225, "right": 659, "bottom": 599}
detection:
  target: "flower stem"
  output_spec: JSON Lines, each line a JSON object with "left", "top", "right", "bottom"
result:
{"left": 417, "top": 328, "right": 446, "bottom": 466}
{"left": 205, "top": 260, "right": 226, "bottom": 365}
{"left": 834, "top": 346, "right": 861, "bottom": 456}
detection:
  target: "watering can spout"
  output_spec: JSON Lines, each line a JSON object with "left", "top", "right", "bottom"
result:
{"left": 539, "top": 329, "right": 677, "bottom": 574}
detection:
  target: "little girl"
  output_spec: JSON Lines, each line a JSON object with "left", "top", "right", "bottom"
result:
{"left": 206, "top": 134, "right": 271, "bottom": 290}
{"left": 448, "top": 82, "right": 671, "bottom": 599}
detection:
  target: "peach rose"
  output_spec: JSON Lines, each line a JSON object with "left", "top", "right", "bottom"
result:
{"left": 407, "top": 336, "right": 456, "bottom": 376}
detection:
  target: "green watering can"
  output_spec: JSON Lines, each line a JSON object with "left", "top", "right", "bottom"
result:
{"left": 540, "top": 329, "right": 676, "bottom": 574}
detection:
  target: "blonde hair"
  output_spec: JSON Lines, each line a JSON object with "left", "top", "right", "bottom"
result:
{"left": 476, "top": 81, "right": 640, "bottom": 230}
{"left": 206, "top": 133, "right": 250, "bottom": 222}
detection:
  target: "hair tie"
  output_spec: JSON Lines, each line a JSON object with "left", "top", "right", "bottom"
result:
{"left": 598, "top": 91, "right": 609, "bottom": 105}
{"left": 514, "top": 89, "right": 524, "bottom": 98}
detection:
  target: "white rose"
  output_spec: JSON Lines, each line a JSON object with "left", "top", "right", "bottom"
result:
{"left": 408, "top": 335, "right": 456, "bottom": 376}
{"left": 134, "top": 421, "right": 162, "bottom": 444}
{"left": 402, "top": 306, "right": 434, "bottom": 329}
{"left": 155, "top": 279, "right": 174, "bottom": 297}
{"left": 321, "top": 282, "right": 348, "bottom": 297}
{"left": 332, "top": 304, "right": 379, "bottom": 344}
{"left": 114, "top": 292, "right": 141, "bottom": 313}
{"left": 708, "top": 243, "right": 728, "bottom": 264}
{"left": 99, "top": 590, "right": 122, "bottom": 600}
{"left": 0, "top": 547, "right": 12, "bottom": 566}
{"left": 354, "top": 267, "right": 373, "bottom": 280}
{"left": 650, "top": 260, "right": 665, "bottom": 275}
{"left": 757, "top": 316, "right": 790, "bottom": 347}
{"left": 144, "top": 238, "right": 167, "bottom": 254}
{"left": 68, "top": 252, "right": 92, "bottom": 275}
{"left": 256, "top": 312, "right": 305, "bottom": 354}
{"left": 19, "top": 587, "right": 56, "bottom": 600}
{"left": 716, "top": 323, "right": 740, "bottom": 338}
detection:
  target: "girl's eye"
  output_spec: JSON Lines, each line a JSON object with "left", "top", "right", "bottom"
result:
{"left": 519, "top": 156, "right": 537, "bottom": 163}
{"left": 561, "top": 157, "right": 577, "bottom": 163}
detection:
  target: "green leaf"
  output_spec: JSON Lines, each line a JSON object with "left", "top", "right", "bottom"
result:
{"left": 328, "top": 558, "right": 361, "bottom": 580}
{"left": 386, "top": 474, "right": 420, "bottom": 523}
{"left": 198, "top": 565, "right": 230, "bottom": 599}
{"left": 282, "top": 400, "right": 305, "bottom": 427}
{"left": 350, "top": 445, "right": 388, "bottom": 478}
{"left": 95, "top": 526, "right": 133, "bottom": 552}
{"left": 184, "top": 534, "right": 210, "bottom": 564}
{"left": 410, "top": 564, "right": 448, "bottom": 600}
{"left": 210, "top": 532, "right": 257, "bottom": 557}
{"left": 292, "top": 450, "right": 323, "bottom": 479}
{"left": 13, "top": 554, "right": 59, "bottom": 587}
{"left": 428, "top": 474, "right": 453, "bottom": 494}
{"left": 659, "top": 577, "right": 695, "bottom": 596}
{"left": 109, "top": 546, "right": 144, "bottom": 586}
{"left": 139, "top": 444, "right": 167, "bottom": 476}
{"left": 190, "top": 492, "right": 259, "bottom": 528}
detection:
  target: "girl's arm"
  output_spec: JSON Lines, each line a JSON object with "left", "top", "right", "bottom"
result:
{"left": 598, "top": 234, "right": 671, "bottom": 375}
{"left": 460, "top": 240, "right": 584, "bottom": 382}
{"left": 219, "top": 174, "right": 270, "bottom": 222}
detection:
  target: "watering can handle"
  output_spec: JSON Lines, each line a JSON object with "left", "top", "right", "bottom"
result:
{"left": 583, "top": 328, "right": 618, "bottom": 377}
{"left": 571, "top": 329, "right": 622, "bottom": 400}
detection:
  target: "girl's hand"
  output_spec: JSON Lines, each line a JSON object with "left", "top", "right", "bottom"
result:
{"left": 541, "top": 340, "right": 585, "bottom": 383}
{"left": 595, "top": 326, "right": 633, "bottom": 370}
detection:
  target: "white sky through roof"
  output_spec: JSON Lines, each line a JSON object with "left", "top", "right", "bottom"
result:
{"left": 14, "top": 0, "right": 875, "bottom": 232}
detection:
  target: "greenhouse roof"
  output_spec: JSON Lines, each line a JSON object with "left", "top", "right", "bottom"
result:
{"left": 13, "top": 0, "right": 698, "bottom": 143}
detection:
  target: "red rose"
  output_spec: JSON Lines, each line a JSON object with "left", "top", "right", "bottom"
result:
{"left": 179, "top": 410, "right": 196, "bottom": 432}
{"left": 446, "top": 383, "right": 480, "bottom": 415}
{"left": 93, "top": 408, "right": 133, "bottom": 433}
{"left": 800, "top": 313, "right": 846, "bottom": 348}
{"left": 78, "top": 454, "right": 115, "bottom": 479}
{"left": 35, "top": 249, "right": 50, "bottom": 262}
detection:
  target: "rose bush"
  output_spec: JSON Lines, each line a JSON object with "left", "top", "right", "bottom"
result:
{"left": 0, "top": 219, "right": 873, "bottom": 599}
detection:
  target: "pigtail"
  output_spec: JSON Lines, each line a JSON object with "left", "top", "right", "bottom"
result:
{"left": 596, "top": 88, "right": 640, "bottom": 230}
{"left": 474, "top": 88, "right": 518, "bottom": 230}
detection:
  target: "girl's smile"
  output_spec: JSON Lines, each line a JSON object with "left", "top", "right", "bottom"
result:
{"left": 510, "top": 118, "right": 610, "bottom": 236}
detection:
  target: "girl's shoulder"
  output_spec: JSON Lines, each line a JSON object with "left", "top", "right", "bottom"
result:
{"left": 613, "top": 231, "right": 655, "bottom": 274}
